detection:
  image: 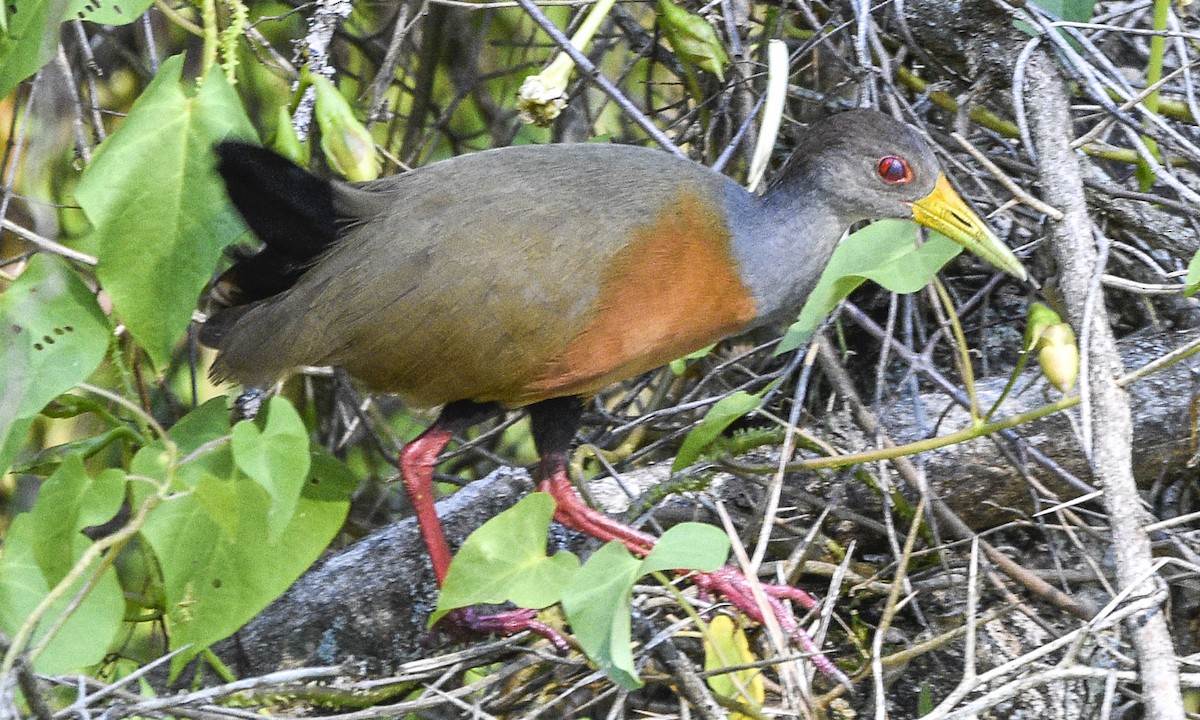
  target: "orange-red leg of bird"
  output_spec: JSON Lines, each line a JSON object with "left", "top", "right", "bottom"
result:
{"left": 537, "top": 462, "right": 657, "bottom": 556}
{"left": 400, "top": 402, "right": 568, "bottom": 652}
{"left": 399, "top": 425, "right": 456, "bottom": 585}
{"left": 538, "top": 453, "right": 846, "bottom": 684}
{"left": 528, "top": 397, "right": 847, "bottom": 686}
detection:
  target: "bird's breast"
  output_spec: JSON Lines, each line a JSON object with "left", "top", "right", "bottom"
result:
{"left": 513, "top": 191, "right": 758, "bottom": 403}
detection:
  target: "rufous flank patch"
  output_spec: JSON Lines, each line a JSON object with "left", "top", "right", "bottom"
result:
{"left": 518, "top": 189, "right": 757, "bottom": 402}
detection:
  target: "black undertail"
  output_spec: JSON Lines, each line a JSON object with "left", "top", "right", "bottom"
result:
{"left": 200, "top": 142, "right": 339, "bottom": 347}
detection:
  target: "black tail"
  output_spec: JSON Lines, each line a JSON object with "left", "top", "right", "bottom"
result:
{"left": 201, "top": 142, "right": 338, "bottom": 346}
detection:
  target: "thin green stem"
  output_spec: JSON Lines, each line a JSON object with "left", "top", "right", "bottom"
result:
{"left": 3, "top": 492, "right": 162, "bottom": 676}
{"left": 983, "top": 351, "right": 1032, "bottom": 422}
{"left": 78, "top": 382, "right": 172, "bottom": 449}
{"left": 200, "top": 0, "right": 218, "bottom": 79}
{"left": 722, "top": 322, "right": 1200, "bottom": 476}
{"left": 790, "top": 394, "right": 1078, "bottom": 471}
{"left": 1136, "top": 0, "right": 1170, "bottom": 188}
{"left": 1144, "top": 0, "right": 1169, "bottom": 115}
{"left": 895, "top": 65, "right": 1192, "bottom": 169}
{"left": 895, "top": 67, "right": 1019, "bottom": 137}
{"left": 152, "top": 0, "right": 203, "bottom": 36}
{"left": 932, "top": 278, "right": 979, "bottom": 420}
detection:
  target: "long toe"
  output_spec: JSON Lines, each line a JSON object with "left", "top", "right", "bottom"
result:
{"left": 693, "top": 566, "right": 852, "bottom": 689}
{"left": 439, "top": 607, "right": 571, "bottom": 655}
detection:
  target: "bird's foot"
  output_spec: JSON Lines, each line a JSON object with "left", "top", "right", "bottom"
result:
{"left": 693, "top": 566, "right": 851, "bottom": 689}
{"left": 436, "top": 607, "right": 570, "bottom": 654}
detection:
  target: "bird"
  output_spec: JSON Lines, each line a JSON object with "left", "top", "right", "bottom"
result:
{"left": 200, "top": 109, "right": 1026, "bottom": 675}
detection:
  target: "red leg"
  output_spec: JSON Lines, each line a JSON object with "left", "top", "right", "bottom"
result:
{"left": 401, "top": 403, "right": 568, "bottom": 652}
{"left": 537, "top": 457, "right": 657, "bottom": 556}
{"left": 531, "top": 422, "right": 849, "bottom": 687}
{"left": 443, "top": 607, "right": 570, "bottom": 654}
{"left": 693, "top": 568, "right": 848, "bottom": 686}
{"left": 528, "top": 398, "right": 657, "bottom": 553}
{"left": 399, "top": 425, "right": 456, "bottom": 585}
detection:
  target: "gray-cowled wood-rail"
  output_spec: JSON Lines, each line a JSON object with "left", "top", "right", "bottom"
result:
{"left": 200, "top": 109, "right": 1026, "bottom": 676}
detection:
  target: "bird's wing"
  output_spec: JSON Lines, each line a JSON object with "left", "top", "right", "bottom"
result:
{"left": 212, "top": 145, "right": 757, "bottom": 406}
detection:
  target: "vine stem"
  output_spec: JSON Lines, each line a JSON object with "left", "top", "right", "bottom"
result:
{"left": 0, "top": 491, "right": 163, "bottom": 679}
{"left": 726, "top": 332, "right": 1200, "bottom": 474}
{"left": 1135, "top": 0, "right": 1170, "bottom": 188}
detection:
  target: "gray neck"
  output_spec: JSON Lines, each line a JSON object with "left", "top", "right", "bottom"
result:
{"left": 721, "top": 178, "right": 848, "bottom": 327}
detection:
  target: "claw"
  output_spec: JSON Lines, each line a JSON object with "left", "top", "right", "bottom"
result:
{"left": 537, "top": 458, "right": 852, "bottom": 687}
{"left": 437, "top": 607, "right": 571, "bottom": 655}
{"left": 694, "top": 566, "right": 852, "bottom": 689}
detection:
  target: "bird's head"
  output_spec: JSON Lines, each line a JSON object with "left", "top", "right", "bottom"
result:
{"left": 774, "top": 109, "right": 1027, "bottom": 281}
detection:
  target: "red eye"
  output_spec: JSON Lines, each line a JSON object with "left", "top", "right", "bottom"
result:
{"left": 877, "top": 156, "right": 912, "bottom": 184}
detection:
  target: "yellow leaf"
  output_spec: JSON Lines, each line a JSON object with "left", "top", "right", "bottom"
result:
{"left": 703, "top": 615, "right": 764, "bottom": 719}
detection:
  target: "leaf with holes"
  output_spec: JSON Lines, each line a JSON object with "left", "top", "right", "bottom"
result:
{"left": 0, "top": 255, "right": 110, "bottom": 473}
{"left": 0, "top": 0, "right": 69, "bottom": 98}
{"left": 67, "top": 0, "right": 152, "bottom": 24}
{"left": 75, "top": 54, "right": 255, "bottom": 368}
{"left": 777, "top": 220, "right": 961, "bottom": 354}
